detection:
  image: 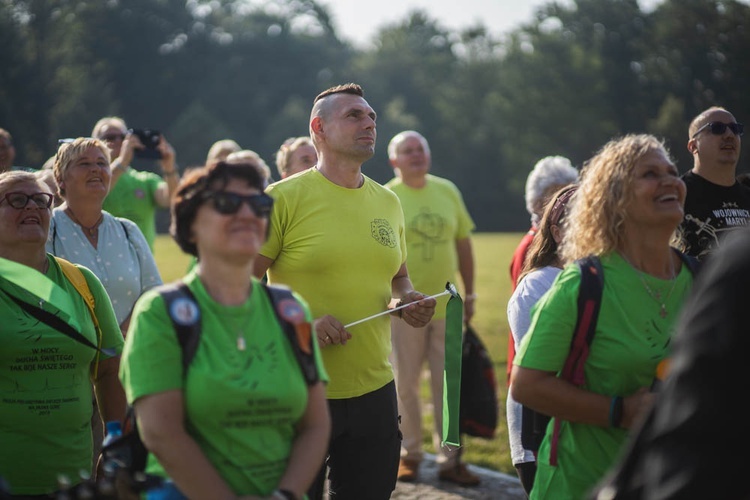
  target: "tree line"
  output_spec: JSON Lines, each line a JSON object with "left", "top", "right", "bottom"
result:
{"left": 1, "top": 0, "right": 748, "bottom": 230}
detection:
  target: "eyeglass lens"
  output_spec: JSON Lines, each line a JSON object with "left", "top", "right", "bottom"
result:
{"left": 3, "top": 192, "right": 54, "bottom": 209}
{"left": 211, "top": 192, "right": 273, "bottom": 217}
{"left": 699, "top": 121, "right": 745, "bottom": 137}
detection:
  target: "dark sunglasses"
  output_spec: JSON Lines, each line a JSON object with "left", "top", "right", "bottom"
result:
{"left": 206, "top": 191, "right": 273, "bottom": 217}
{"left": 692, "top": 121, "right": 744, "bottom": 138}
{"left": 1, "top": 192, "right": 54, "bottom": 209}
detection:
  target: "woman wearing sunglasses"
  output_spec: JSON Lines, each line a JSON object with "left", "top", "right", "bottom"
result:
{"left": 0, "top": 171, "right": 126, "bottom": 496}
{"left": 119, "top": 161, "right": 330, "bottom": 499}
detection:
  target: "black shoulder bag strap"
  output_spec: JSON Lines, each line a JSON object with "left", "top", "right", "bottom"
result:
{"left": 3, "top": 290, "right": 116, "bottom": 357}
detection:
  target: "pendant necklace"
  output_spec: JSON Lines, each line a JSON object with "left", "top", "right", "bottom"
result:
{"left": 620, "top": 252, "right": 677, "bottom": 318}
{"left": 231, "top": 298, "right": 252, "bottom": 351}
{"left": 65, "top": 207, "right": 104, "bottom": 238}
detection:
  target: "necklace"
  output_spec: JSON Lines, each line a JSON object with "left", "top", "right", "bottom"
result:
{"left": 65, "top": 207, "right": 104, "bottom": 237}
{"left": 619, "top": 251, "right": 678, "bottom": 318}
{"left": 229, "top": 297, "right": 252, "bottom": 351}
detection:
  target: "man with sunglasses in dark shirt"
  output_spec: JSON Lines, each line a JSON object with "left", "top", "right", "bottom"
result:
{"left": 677, "top": 106, "right": 750, "bottom": 260}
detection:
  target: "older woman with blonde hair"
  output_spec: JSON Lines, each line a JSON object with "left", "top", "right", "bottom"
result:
{"left": 0, "top": 170, "right": 125, "bottom": 495}
{"left": 47, "top": 137, "right": 161, "bottom": 334}
{"left": 512, "top": 134, "right": 696, "bottom": 499}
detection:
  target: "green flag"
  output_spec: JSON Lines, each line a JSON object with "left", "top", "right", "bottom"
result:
{"left": 0, "top": 256, "right": 83, "bottom": 331}
{"left": 442, "top": 285, "right": 464, "bottom": 448}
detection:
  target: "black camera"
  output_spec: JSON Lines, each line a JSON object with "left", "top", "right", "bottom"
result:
{"left": 128, "top": 128, "right": 162, "bottom": 159}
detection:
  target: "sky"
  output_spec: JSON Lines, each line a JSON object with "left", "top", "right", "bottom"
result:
{"left": 319, "top": 0, "right": 663, "bottom": 49}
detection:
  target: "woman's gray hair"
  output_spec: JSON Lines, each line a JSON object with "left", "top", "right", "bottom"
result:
{"left": 525, "top": 155, "right": 579, "bottom": 225}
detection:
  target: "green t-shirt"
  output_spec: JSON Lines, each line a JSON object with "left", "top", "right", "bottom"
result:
{"left": 515, "top": 252, "right": 693, "bottom": 500}
{"left": 261, "top": 168, "right": 407, "bottom": 398}
{"left": 119, "top": 271, "right": 327, "bottom": 496}
{"left": 385, "top": 174, "right": 474, "bottom": 319}
{"left": 0, "top": 255, "right": 123, "bottom": 495}
{"left": 102, "top": 167, "right": 163, "bottom": 250}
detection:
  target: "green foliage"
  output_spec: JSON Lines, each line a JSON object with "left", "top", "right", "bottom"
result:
{"left": 3, "top": 0, "right": 750, "bottom": 230}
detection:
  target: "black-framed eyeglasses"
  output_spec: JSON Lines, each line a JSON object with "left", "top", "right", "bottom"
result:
{"left": 1, "top": 192, "right": 54, "bottom": 209}
{"left": 692, "top": 121, "right": 744, "bottom": 138}
{"left": 205, "top": 191, "right": 273, "bottom": 217}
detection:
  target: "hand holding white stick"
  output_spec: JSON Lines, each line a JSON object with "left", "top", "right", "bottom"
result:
{"left": 344, "top": 289, "right": 452, "bottom": 329}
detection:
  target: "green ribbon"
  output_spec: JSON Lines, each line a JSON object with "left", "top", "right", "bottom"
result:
{"left": 442, "top": 288, "right": 464, "bottom": 448}
{"left": 0, "top": 256, "right": 82, "bottom": 331}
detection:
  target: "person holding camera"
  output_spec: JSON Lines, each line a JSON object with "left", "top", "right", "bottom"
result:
{"left": 91, "top": 116, "right": 180, "bottom": 251}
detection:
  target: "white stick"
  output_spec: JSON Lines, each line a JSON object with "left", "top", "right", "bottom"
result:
{"left": 344, "top": 289, "right": 453, "bottom": 329}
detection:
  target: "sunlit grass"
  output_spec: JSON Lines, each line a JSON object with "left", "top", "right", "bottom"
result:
{"left": 152, "top": 232, "right": 523, "bottom": 475}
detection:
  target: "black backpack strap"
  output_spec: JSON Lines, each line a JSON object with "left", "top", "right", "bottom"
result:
{"left": 1, "top": 289, "right": 116, "bottom": 357}
{"left": 261, "top": 283, "right": 319, "bottom": 385}
{"left": 549, "top": 255, "right": 604, "bottom": 465}
{"left": 158, "top": 281, "right": 202, "bottom": 376}
{"left": 673, "top": 247, "right": 701, "bottom": 276}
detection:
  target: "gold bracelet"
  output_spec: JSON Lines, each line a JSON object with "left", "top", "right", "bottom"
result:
{"left": 465, "top": 293, "right": 478, "bottom": 301}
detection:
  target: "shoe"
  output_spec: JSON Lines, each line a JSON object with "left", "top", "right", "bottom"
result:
{"left": 397, "top": 458, "right": 419, "bottom": 482}
{"left": 439, "top": 463, "right": 481, "bottom": 486}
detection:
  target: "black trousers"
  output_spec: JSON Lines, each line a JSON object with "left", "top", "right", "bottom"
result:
{"left": 308, "top": 380, "right": 401, "bottom": 500}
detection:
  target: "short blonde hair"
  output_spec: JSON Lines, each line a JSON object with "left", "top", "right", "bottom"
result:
{"left": 54, "top": 138, "right": 110, "bottom": 198}
{"left": 275, "top": 136, "right": 314, "bottom": 178}
{"left": 206, "top": 139, "right": 241, "bottom": 163}
{"left": 561, "top": 134, "right": 671, "bottom": 263}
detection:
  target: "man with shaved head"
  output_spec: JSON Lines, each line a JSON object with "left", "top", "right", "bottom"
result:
{"left": 254, "top": 83, "right": 436, "bottom": 500}
{"left": 677, "top": 106, "right": 750, "bottom": 260}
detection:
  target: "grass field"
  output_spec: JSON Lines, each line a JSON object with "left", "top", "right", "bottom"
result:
{"left": 152, "top": 232, "right": 523, "bottom": 475}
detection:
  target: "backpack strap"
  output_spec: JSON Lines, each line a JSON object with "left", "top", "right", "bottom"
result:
{"left": 157, "top": 280, "right": 318, "bottom": 384}
{"left": 158, "top": 281, "right": 202, "bottom": 376}
{"left": 549, "top": 255, "right": 604, "bottom": 466}
{"left": 674, "top": 248, "right": 701, "bottom": 276}
{"left": 261, "top": 283, "right": 319, "bottom": 385}
{"left": 55, "top": 257, "right": 104, "bottom": 378}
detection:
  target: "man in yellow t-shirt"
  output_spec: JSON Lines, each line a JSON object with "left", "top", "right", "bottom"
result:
{"left": 254, "top": 84, "right": 437, "bottom": 500}
{"left": 385, "top": 130, "right": 478, "bottom": 486}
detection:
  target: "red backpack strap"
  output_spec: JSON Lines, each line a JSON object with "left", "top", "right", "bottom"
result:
{"left": 550, "top": 255, "right": 604, "bottom": 465}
